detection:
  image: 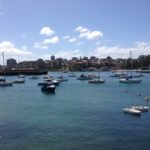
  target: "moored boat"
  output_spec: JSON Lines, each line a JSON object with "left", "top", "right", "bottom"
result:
{"left": 88, "top": 78, "right": 105, "bottom": 84}
{"left": 13, "top": 78, "right": 25, "bottom": 83}
{"left": 123, "top": 108, "right": 141, "bottom": 115}
{"left": 131, "top": 106, "right": 149, "bottom": 112}
{"left": 119, "top": 78, "right": 142, "bottom": 83}
{"left": 0, "top": 81, "right": 13, "bottom": 86}
{"left": 41, "top": 84, "right": 56, "bottom": 93}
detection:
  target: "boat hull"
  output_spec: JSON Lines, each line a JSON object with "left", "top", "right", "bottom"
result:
{"left": 119, "top": 78, "right": 142, "bottom": 83}
{"left": 41, "top": 85, "right": 56, "bottom": 93}
{"left": 123, "top": 108, "right": 141, "bottom": 115}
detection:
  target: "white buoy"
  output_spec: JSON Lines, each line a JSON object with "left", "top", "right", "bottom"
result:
{"left": 145, "top": 96, "right": 149, "bottom": 101}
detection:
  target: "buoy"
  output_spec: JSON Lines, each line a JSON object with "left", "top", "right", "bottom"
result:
{"left": 145, "top": 96, "right": 149, "bottom": 101}
{"left": 137, "top": 92, "right": 141, "bottom": 96}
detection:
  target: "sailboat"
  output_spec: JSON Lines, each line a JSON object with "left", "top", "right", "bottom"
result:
{"left": 13, "top": 56, "right": 25, "bottom": 84}
{"left": 0, "top": 52, "right": 13, "bottom": 86}
{"left": 123, "top": 107, "right": 141, "bottom": 116}
{"left": 119, "top": 51, "right": 142, "bottom": 83}
{"left": 88, "top": 69, "right": 105, "bottom": 84}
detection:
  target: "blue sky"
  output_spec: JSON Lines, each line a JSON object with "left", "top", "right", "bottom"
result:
{"left": 0, "top": 0, "right": 150, "bottom": 63}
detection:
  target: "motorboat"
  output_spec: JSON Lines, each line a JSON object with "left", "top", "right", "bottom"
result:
{"left": 0, "top": 81, "right": 13, "bottom": 86}
{"left": 131, "top": 106, "right": 149, "bottom": 112}
{"left": 13, "top": 78, "right": 25, "bottom": 83}
{"left": 44, "top": 78, "right": 60, "bottom": 86}
{"left": 123, "top": 108, "right": 141, "bottom": 115}
{"left": 77, "top": 74, "right": 91, "bottom": 80}
{"left": 88, "top": 78, "right": 105, "bottom": 84}
{"left": 41, "top": 84, "right": 56, "bottom": 93}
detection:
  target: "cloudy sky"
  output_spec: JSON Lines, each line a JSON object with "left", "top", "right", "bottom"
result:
{"left": 0, "top": 0, "right": 150, "bottom": 63}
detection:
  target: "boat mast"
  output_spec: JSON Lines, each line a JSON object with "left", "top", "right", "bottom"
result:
{"left": 130, "top": 51, "right": 132, "bottom": 77}
{"left": 98, "top": 59, "right": 101, "bottom": 78}
{"left": 18, "top": 56, "right": 20, "bottom": 75}
{"left": 2, "top": 52, "right": 5, "bottom": 78}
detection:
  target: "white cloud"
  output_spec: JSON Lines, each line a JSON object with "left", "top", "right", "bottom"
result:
{"left": 0, "top": 41, "right": 32, "bottom": 64}
{"left": 76, "top": 42, "right": 83, "bottom": 46}
{"left": 75, "top": 26, "right": 89, "bottom": 33}
{"left": 87, "top": 31, "right": 103, "bottom": 40}
{"left": 63, "top": 35, "right": 70, "bottom": 39}
{"left": 75, "top": 26, "right": 103, "bottom": 40}
{"left": 43, "top": 36, "right": 59, "bottom": 44}
{"left": 69, "top": 38, "right": 77, "bottom": 43}
{"left": 34, "top": 42, "right": 48, "bottom": 50}
{"left": 40, "top": 26, "right": 55, "bottom": 36}
{"left": 94, "top": 42, "right": 150, "bottom": 59}
{"left": 0, "top": 41, "right": 32, "bottom": 56}
{"left": 21, "top": 45, "right": 28, "bottom": 51}
{"left": 34, "top": 36, "right": 59, "bottom": 49}
{"left": 95, "top": 41, "right": 101, "bottom": 45}
{"left": 55, "top": 49, "right": 83, "bottom": 59}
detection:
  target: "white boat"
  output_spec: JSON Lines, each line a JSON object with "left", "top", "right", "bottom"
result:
{"left": 131, "top": 106, "right": 149, "bottom": 112}
{"left": 119, "top": 78, "right": 142, "bottom": 83}
{"left": 0, "top": 81, "right": 13, "bottom": 86}
{"left": 13, "top": 78, "right": 25, "bottom": 83}
{"left": 89, "top": 68, "right": 105, "bottom": 84}
{"left": 123, "top": 108, "right": 141, "bottom": 115}
{"left": 88, "top": 78, "right": 105, "bottom": 84}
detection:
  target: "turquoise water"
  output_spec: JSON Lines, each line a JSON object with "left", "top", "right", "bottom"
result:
{"left": 0, "top": 72, "right": 150, "bottom": 150}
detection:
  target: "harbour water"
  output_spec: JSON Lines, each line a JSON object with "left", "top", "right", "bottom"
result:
{"left": 0, "top": 72, "right": 150, "bottom": 150}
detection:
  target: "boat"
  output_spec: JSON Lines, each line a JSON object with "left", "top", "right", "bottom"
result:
{"left": 77, "top": 74, "right": 91, "bottom": 80}
{"left": 0, "top": 77, "right": 5, "bottom": 82}
{"left": 57, "top": 75, "right": 68, "bottom": 82}
{"left": 13, "top": 78, "right": 25, "bottom": 83}
{"left": 119, "top": 51, "right": 143, "bottom": 83}
{"left": 131, "top": 106, "right": 149, "bottom": 112}
{"left": 44, "top": 79, "right": 60, "bottom": 86}
{"left": 119, "top": 78, "right": 142, "bottom": 83}
{"left": 110, "top": 72, "right": 127, "bottom": 77}
{"left": 0, "top": 52, "right": 13, "bottom": 87}
{"left": 41, "top": 84, "right": 56, "bottom": 93}
{"left": 38, "top": 81, "right": 53, "bottom": 86}
{"left": 0, "top": 81, "right": 13, "bottom": 86}
{"left": 123, "top": 108, "right": 141, "bottom": 116}
{"left": 88, "top": 69, "right": 105, "bottom": 84}
{"left": 88, "top": 78, "right": 105, "bottom": 84}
